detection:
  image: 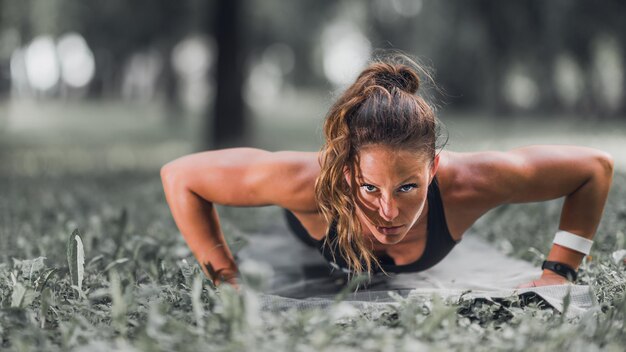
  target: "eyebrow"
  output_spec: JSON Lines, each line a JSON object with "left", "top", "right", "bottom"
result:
{"left": 361, "top": 176, "right": 420, "bottom": 187}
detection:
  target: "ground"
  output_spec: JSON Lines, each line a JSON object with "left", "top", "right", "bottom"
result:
{"left": 0, "top": 99, "right": 625, "bottom": 351}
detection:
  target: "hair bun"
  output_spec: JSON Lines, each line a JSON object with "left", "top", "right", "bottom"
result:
{"left": 371, "top": 64, "right": 420, "bottom": 94}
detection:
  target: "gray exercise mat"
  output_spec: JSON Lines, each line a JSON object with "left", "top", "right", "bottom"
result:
{"left": 236, "top": 221, "right": 596, "bottom": 318}
{"left": 255, "top": 285, "right": 595, "bottom": 320}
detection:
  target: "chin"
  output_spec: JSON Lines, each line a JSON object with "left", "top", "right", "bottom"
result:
{"left": 372, "top": 232, "right": 406, "bottom": 245}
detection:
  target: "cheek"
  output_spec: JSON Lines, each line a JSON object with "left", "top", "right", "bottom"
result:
{"left": 413, "top": 191, "right": 428, "bottom": 212}
{"left": 357, "top": 191, "right": 378, "bottom": 207}
{"left": 399, "top": 192, "right": 427, "bottom": 215}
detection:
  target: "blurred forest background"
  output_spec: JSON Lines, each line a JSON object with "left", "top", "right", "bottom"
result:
{"left": 1, "top": 0, "right": 626, "bottom": 177}
{"left": 3, "top": 4, "right": 626, "bottom": 349}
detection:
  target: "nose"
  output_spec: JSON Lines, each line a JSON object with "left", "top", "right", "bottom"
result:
{"left": 378, "top": 194, "right": 399, "bottom": 222}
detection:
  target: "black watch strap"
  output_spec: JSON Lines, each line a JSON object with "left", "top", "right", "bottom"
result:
{"left": 541, "top": 260, "right": 577, "bottom": 282}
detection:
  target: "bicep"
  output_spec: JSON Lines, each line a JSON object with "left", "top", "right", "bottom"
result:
{"left": 468, "top": 145, "right": 612, "bottom": 206}
{"left": 161, "top": 148, "right": 319, "bottom": 210}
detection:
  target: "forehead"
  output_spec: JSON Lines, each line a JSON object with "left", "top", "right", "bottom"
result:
{"left": 355, "top": 145, "right": 429, "bottom": 180}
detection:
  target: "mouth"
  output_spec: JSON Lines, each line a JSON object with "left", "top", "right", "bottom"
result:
{"left": 376, "top": 225, "right": 404, "bottom": 235}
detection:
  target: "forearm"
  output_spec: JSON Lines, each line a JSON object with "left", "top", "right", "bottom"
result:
{"left": 546, "top": 160, "right": 614, "bottom": 272}
{"left": 161, "top": 171, "right": 238, "bottom": 281}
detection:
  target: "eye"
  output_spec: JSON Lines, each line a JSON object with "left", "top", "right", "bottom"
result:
{"left": 398, "top": 183, "right": 418, "bottom": 193}
{"left": 360, "top": 184, "right": 378, "bottom": 193}
{"left": 360, "top": 183, "right": 418, "bottom": 193}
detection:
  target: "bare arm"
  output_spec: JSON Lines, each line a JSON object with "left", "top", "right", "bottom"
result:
{"left": 463, "top": 145, "right": 614, "bottom": 275}
{"left": 160, "top": 148, "right": 319, "bottom": 285}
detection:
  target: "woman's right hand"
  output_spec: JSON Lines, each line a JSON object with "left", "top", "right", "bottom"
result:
{"left": 214, "top": 273, "right": 240, "bottom": 290}
{"left": 203, "top": 262, "right": 240, "bottom": 290}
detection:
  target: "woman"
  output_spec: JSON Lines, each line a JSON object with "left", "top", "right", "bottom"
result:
{"left": 161, "top": 56, "right": 614, "bottom": 290}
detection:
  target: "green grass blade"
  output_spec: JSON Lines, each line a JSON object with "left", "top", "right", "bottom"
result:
{"left": 66, "top": 228, "right": 85, "bottom": 292}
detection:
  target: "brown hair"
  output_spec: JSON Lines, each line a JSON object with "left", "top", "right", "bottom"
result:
{"left": 314, "top": 53, "right": 447, "bottom": 276}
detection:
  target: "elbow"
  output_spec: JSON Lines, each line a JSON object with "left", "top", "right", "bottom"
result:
{"left": 583, "top": 151, "right": 615, "bottom": 193}
{"left": 160, "top": 163, "right": 173, "bottom": 186}
{"left": 594, "top": 151, "right": 614, "bottom": 179}
{"left": 160, "top": 162, "right": 185, "bottom": 192}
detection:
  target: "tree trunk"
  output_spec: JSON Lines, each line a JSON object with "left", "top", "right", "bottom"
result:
{"left": 206, "top": 0, "right": 246, "bottom": 150}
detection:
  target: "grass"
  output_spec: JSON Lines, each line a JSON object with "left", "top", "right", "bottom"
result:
{"left": 1, "top": 100, "right": 626, "bottom": 350}
{"left": 1, "top": 169, "right": 625, "bottom": 351}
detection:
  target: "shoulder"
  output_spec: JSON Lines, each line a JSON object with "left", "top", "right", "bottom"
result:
{"left": 436, "top": 149, "right": 527, "bottom": 208}
{"left": 236, "top": 149, "right": 323, "bottom": 213}
{"left": 244, "top": 149, "right": 322, "bottom": 211}
{"left": 436, "top": 145, "right": 607, "bottom": 211}
{"left": 433, "top": 149, "right": 527, "bottom": 238}
{"left": 162, "top": 148, "right": 321, "bottom": 211}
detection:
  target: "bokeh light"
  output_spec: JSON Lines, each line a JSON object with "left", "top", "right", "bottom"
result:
{"left": 245, "top": 43, "right": 295, "bottom": 108}
{"left": 321, "top": 20, "right": 371, "bottom": 87}
{"left": 171, "top": 35, "right": 214, "bottom": 112}
{"left": 25, "top": 35, "right": 60, "bottom": 91}
{"left": 56, "top": 33, "right": 96, "bottom": 88}
{"left": 553, "top": 54, "right": 584, "bottom": 108}
{"left": 504, "top": 66, "right": 539, "bottom": 110}
{"left": 592, "top": 35, "right": 624, "bottom": 112}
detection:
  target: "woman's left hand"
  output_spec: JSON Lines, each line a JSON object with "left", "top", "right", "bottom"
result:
{"left": 515, "top": 271, "right": 572, "bottom": 288}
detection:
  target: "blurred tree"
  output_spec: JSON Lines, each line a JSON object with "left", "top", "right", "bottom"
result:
{"left": 473, "top": 0, "right": 539, "bottom": 114}
{"left": 1, "top": 0, "right": 31, "bottom": 41}
{"left": 1, "top": 0, "right": 624, "bottom": 121}
{"left": 0, "top": 0, "right": 6, "bottom": 103}
{"left": 208, "top": 0, "right": 246, "bottom": 149}
{"left": 61, "top": 0, "right": 189, "bottom": 100}
{"left": 566, "top": 0, "right": 626, "bottom": 117}
{"left": 244, "top": 0, "right": 336, "bottom": 87}
{"left": 0, "top": 0, "right": 27, "bottom": 99}
{"left": 152, "top": 0, "right": 190, "bottom": 127}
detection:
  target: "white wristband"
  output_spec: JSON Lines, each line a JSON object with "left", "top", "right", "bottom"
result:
{"left": 553, "top": 230, "right": 593, "bottom": 255}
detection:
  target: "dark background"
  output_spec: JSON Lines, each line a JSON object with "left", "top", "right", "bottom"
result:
{"left": 0, "top": 0, "right": 625, "bottom": 176}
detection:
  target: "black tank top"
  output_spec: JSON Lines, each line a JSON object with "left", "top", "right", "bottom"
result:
{"left": 284, "top": 176, "right": 460, "bottom": 274}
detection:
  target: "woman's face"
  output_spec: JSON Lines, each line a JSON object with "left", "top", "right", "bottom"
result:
{"left": 345, "top": 144, "right": 439, "bottom": 245}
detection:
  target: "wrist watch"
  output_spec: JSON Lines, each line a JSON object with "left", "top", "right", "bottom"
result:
{"left": 541, "top": 260, "right": 577, "bottom": 282}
